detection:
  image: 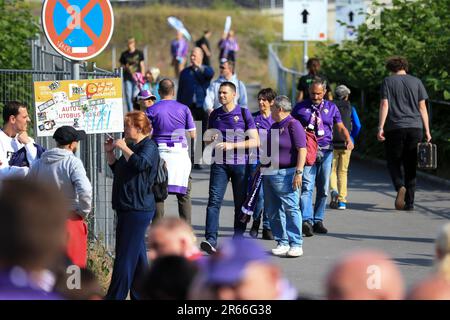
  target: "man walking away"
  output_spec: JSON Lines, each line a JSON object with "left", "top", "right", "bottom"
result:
{"left": 28, "top": 126, "right": 92, "bottom": 268}
{"left": 377, "top": 56, "right": 431, "bottom": 211}
{"left": 146, "top": 79, "right": 196, "bottom": 224}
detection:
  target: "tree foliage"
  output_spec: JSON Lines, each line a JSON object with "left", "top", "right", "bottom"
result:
{"left": 317, "top": 0, "right": 450, "bottom": 177}
{"left": 319, "top": 0, "right": 450, "bottom": 100}
{"left": 0, "top": 0, "right": 39, "bottom": 69}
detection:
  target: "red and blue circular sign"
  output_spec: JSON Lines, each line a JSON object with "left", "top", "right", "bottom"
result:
{"left": 42, "top": 0, "right": 114, "bottom": 61}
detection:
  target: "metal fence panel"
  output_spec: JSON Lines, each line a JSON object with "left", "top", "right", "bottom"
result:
{"left": 0, "top": 41, "right": 123, "bottom": 253}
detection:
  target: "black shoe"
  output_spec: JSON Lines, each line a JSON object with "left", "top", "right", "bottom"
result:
{"left": 404, "top": 204, "right": 415, "bottom": 211}
{"left": 313, "top": 221, "right": 328, "bottom": 234}
{"left": 200, "top": 240, "right": 216, "bottom": 255}
{"left": 193, "top": 164, "right": 203, "bottom": 170}
{"left": 262, "top": 228, "right": 274, "bottom": 240}
{"left": 302, "top": 221, "right": 314, "bottom": 237}
{"left": 249, "top": 219, "right": 261, "bottom": 238}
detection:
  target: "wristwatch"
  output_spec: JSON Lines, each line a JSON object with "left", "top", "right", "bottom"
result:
{"left": 295, "top": 169, "right": 303, "bottom": 175}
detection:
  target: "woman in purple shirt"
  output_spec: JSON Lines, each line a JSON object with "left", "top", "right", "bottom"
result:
{"left": 264, "top": 96, "right": 306, "bottom": 258}
{"left": 292, "top": 78, "right": 353, "bottom": 236}
{"left": 248, "top": 88, "right": 276, "bottom": 240}
{"left": 171, "top": 31, "right": 189, "bottom": 78}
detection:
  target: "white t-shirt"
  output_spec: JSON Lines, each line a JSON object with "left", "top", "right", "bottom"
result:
{"left": 0, "top": 129, "right": 37, "bottom": 180}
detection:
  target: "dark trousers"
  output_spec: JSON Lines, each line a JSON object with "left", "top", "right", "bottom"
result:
{"left": 189, "top": 104, "right": 208, "bottom": 163}
{"left": 153, "top": 177, "right": 192, "bottom": 224}
{"left": 105, "top": 210, "right": 154, "bottom": 300}
{"left": 385, "top": 128, "right": 423, "bottom": 206}
{"left": 205, "top": 164, "right": 249, "bottom": 248}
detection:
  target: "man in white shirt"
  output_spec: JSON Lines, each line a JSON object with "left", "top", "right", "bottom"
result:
{"left": 203, "top": 58, "right": 248, "bottom": 115}
{"left": 0, "top": 101, "right": 37, "bottom": 179}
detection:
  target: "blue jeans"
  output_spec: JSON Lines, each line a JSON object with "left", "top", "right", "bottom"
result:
{"left": 263, "top": 167, "right": 303, "bottom": 247}
{"left": 106, "top": 210, "right": 154, "bottom": 300}
{"left": 301, "top": 149, "right": 333, "bottom": 225}
{"left": 205, "top": 164, "right": 249, "bottom": 248}
{"left": 248, "top": 164, "right": 270, "bottom": 230}
{"left": 124, "top": 79, "right": 139, "bottom": 112}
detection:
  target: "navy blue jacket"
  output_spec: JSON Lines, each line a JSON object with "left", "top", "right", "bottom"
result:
{"left": 110, "top": 137, "right": 159, "bottom": 212}
{"left": 177, "top": 65, "right": 214, "bottom": 107}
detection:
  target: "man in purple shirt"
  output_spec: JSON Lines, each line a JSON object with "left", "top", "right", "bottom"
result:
{"left": 264, "top": 96, "right": 307, "bottom": 257}
{"left": 171, "top": 31, "right": 189, "bottom": 78}
{"left": 200, "top": 82, "right": 259, "bottom": 254}
{"left": 248, "top": 88, "right": 276, "bottom": 240}
{"left": 292, "top": 78, "right": 353, "bottom": 236}
{"left": 146, "top": 79, "right": 196, "bottom": 224}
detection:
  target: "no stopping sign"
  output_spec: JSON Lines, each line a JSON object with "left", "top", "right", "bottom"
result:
{"left": 42, "top": 0, "right": 114, "bottom": 61}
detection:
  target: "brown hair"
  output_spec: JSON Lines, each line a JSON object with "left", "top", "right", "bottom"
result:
{"left": 125, "top": 111, "right": 152, "bottom": 136}
{"left": 307, "top": 58, "right": 321, "bottom": 75}
{"left": 386, "top": 56, "right": 409, "bottom": 73}
{"left": 0, "top": 179, "right": 68, "bottom": 270}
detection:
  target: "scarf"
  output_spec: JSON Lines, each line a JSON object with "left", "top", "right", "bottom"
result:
{"left": 307, "top": 100, "right": 325, "bottom": 137}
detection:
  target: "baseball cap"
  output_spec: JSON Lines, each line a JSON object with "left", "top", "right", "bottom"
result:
{"left": 200, "top": 237, "right": 270, "bottom": 285}
{"left": 53, "top": 126, "right": 86, "bottom": 145}
{"left": 137, "top": 89, "right": 156, "bottom": 101}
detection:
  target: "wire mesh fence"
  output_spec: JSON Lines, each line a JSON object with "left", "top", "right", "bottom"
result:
{"left": 0, "top": 40, "right": 123, "bottom": 253}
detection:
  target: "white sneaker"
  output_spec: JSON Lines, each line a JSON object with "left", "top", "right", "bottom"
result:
{"left": 271, "top": 244, "right": 290, "bottom": 256}
{"left": 287, "top": 246, "right": 303, "bottom": 257}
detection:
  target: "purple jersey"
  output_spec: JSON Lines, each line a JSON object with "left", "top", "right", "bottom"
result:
{"left": 208, "top": 105, "right": 256, "bottom": 165}
{"left": 268, "top": 115, "right": 306, "bottom": 169}
{"left": 253, "top": 112, "right": 274, "bottom": 163}
{"left": 146, "top": 100, "right": 195, "bottom": 147}
{"left": 171, "top": 39, "right": 189, "bottom": 59}
{"left": 292, "top": 99, "right": 342, "bottom": 148}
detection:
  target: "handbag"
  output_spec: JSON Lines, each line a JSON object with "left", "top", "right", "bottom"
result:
{"left": 417, "top": 142, "right": 437, "bottom": 169}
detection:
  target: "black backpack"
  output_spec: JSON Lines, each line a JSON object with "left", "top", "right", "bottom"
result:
{"left": 152, "top": 156, "right": 168, "bottom": 202}
{"left": 332, "top": 100, "right": 352, "bottom": 149}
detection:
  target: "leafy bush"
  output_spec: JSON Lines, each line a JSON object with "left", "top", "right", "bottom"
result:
{"left": 318, "top": 0, "right": 450, "bottom": 178}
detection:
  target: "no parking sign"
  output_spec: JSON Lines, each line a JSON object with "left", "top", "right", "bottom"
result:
{"left": 42, "top": 0, "right": 114, "bottom": 61}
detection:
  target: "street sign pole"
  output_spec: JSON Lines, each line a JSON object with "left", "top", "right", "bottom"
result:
{"left": 71, "top": 61, "right": 81, "bottom": 158}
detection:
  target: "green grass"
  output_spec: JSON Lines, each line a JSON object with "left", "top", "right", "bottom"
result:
{"left": 90, "top": 5, "right": 283, "bottom": 85}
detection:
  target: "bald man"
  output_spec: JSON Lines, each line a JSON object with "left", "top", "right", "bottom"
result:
{"left": 326, "top": 250, "right": 404, "bottom": 300}
{"left": 407, "top": 275, "right": 450, "bottom": 300}
{"left": 147, "top": 217, "right": 202, "bottom": 261}
{"left": 435, "top": 223, "right": 450, "bottom": 281}
{"left": 177, "top": 47, "right": 214, "bottom": 168}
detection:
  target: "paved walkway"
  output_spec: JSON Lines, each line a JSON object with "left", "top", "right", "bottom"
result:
{"left": 162, "top": 158, "right": 450, "bottom": 299}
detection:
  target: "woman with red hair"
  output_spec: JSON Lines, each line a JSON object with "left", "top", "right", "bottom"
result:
{"left": 104, "top": 111, "right": 160, "bottom": 300}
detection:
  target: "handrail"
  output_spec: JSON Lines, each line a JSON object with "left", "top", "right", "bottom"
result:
{"left": 268, "top": 43, "right": 303, "bottom": 76}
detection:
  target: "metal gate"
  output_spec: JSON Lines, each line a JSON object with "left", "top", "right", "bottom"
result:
{"left": 0, "top": 38, "right": 123, "bottom": 253}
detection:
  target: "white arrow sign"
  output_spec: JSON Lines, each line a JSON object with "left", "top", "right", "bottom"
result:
{"left": 334, "top": 0, "right": 366, "bottom": 43}
{"left": 283, "top": 0, "right": 328, "bottom": 41}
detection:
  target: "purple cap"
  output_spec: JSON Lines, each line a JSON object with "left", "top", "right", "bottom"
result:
{"left": 137, "top": 89, "right": 156, "bottom": 101}
{"left": 201, "top": 237, "right": 270, "bottom": 285}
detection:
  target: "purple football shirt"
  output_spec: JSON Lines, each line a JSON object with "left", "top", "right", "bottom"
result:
{"left": 292, "top": 99, "right": 342, "bottom": 147}
{"left": 145, "top": 100, "right": 196, "bottom": 147}
{"left": 268, "top": 115, "right": 306, "bottom": 169}
{"left": 207, "top": 105, "right": 256, "bottom": 165}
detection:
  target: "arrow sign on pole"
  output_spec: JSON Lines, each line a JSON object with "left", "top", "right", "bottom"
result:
{"left": 349, "top": 11, "right": 354, "bottom": 23}
{"left": 301, "top": 9, "right": 309, "bottom": 24}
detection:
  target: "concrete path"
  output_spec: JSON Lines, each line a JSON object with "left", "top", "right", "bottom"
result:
{"left": 162, "top": 158, "right": 450, "bottom": 299}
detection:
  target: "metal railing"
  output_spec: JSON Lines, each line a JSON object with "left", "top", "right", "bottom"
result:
{"left": 268, "top": 43, "right": 304, "bottom": 103}
{"left": 0, "top": 39, "right": 123, "bottom": 253}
